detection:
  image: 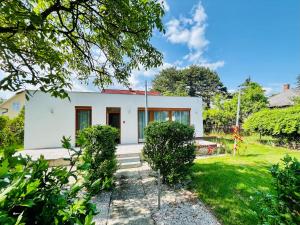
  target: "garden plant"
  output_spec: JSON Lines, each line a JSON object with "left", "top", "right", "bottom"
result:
{"left": 78, "top": 125, "right": 119, "bottom": 195}
{"left": 244, "top": 106, "right": 300, "bottom": 149}
{"left": 143, "top": 121, "right": 196, "bottom": 185}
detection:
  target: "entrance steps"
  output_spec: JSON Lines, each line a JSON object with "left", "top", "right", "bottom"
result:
{"left": 116, "top": 152, "right": 141, "bottom": 169}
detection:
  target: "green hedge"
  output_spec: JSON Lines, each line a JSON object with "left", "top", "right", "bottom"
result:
{"left": 243, "top": 106, "right": 300, "bottom": 148}
{"left": 143, "top": 121, "right": 196, "bottom": 185}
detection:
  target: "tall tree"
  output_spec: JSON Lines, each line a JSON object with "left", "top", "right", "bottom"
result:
{"left": 151, "top": 67, "right": 188, "bottom": 96}
{"left": 152, "top": 65, "right": 227, "bottom": 106}
{"left": 204, "top": 81, "right": 268, "bottom": 132}
{"left": 0, "top": 0, "right": 165, "bottom": 98}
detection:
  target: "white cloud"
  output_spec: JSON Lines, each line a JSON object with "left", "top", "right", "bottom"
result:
{"left": 165, "top": 1, "right": 224, "bottom": 70}
{"left": 158, "top": 0, "right": 170, "bottom": 12}
{"left": 129, "top": 62, "right": 174, "bottom": 89}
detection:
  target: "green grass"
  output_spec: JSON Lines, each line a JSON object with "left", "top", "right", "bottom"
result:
{"left": 190, "top": 135, "right": 300, "bottom": 225}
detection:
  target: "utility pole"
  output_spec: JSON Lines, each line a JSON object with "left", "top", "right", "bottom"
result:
{"left": 145, "top": 80, "right": 148, "bottom": 127}
{"left": 233, "top": 88, "right": 241, "bottom": 156}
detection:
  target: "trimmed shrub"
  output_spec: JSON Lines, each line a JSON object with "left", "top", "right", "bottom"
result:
{"left": 0, "top": 145, "right": 96, "bottom": 224}
{"left": 143, "top": 121, "right": 196, "bottom": 185}
{"left": 243, "top": 106, "right": 300, "bottom": 149}
{"left": 253, "top": 155, "right": 300, "bottom": 224}
{"left": 79, "top": 125, "right": 119, "bottom": 194}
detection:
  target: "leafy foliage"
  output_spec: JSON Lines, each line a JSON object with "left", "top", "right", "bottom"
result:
{"left": 152, "top": 65, "right": 227, "bottom": 106}
{"left": 0, "top": 0, "right": 165, "bottom": 98}
{"left": 204, "top": 81, "right": 268, "bottom": 133}
{"left": 253, "top": 155, "right": 300, "bottom": 224}
{"left": 0, "top": 108, "right": 24, "bottom": 148}
{"left": 297, "top": 74, "right": 300, "bottom": 89}
{"left": 0, "top": 144, "right": 96, "bottom": 225}
{"left": 143, "top": 121, "right": 196, "bottom": 184}
{"left": 243, "top": 106, "right": 300, "bottom": 149}
{"left": 79, "top": 125, "right": 118, "bottom": 195}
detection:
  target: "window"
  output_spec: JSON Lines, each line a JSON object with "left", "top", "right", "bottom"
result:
{"left": 172, "top": 111, "right": 189, "bottom": 125}
{"left": 138, "top": 111, "right": 150, "bottom": 141}
{"left": 75, "top": 107, "right": 92, "bottom": 133}
{"left": 154, "top": 111, "right": 169, "bottom": 122}
{"left": 138, "top": 108, "right": 190, "bottom": 141}
{"left": 12, "top": 102, "right": 20, "bottom": 112}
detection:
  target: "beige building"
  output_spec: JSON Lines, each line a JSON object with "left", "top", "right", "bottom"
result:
{"left": 0, "top": 91, "right": 25, "bottom": 118}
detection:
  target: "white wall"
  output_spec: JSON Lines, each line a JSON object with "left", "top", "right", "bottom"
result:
{"left": 24, "top": 91, "right": 203, "bottom": 149}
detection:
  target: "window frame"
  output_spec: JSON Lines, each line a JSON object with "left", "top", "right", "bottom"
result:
{"left": 75, "top": 106, "right": 92, "bottom": 135}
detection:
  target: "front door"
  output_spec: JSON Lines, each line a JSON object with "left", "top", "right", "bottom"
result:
{"left": 106, "top": 108, "right": 121, "bottom": 143}
{"left": 108, "top": 113, "right": 120, "bottom": 129}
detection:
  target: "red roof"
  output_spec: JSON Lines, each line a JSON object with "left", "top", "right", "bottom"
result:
{"left": 101, "top": 89, "right": 161, "bottom": 96}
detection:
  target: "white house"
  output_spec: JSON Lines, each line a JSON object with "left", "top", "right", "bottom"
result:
{"left": 17, "top": 89, "right": 203, "bottom": 149}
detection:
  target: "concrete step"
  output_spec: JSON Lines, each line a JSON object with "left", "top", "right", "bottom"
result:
{"left": 116, "top": 152, "right": 140, "bottom": 158}
{"left": 119, "top": 161, "right": 141, "bottom": 169}
{"left": 117, "top": 156, "right": 140, "bottom": 164}
{"left": 117, "top": 152, "right": 142, "bottom": 169}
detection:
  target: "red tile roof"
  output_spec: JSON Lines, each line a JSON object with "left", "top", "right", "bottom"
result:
{"left": 101, "top": 89, "right": 161, "bottom": 96}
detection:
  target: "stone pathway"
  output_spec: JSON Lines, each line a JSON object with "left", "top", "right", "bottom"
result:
{"left": 93, "top": 164, "right": 220, "bottom": 225}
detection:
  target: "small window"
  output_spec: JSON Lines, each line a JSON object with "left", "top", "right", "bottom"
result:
{"left": 12, "top": 102, "right": 20, "bottom": 112}
{"left": 75, "top": 107, "right": 92, "bottom": 133}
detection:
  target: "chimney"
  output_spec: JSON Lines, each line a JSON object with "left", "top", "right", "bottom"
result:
{"left": 283, "top": 84, "right": 290, "bottom": 92}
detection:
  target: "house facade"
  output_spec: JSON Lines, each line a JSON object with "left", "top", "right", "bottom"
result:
{"left": 24, "top": 90, "right": 203, "bottom": 149}
{"left": 0, "top": 91, "right": 25, "bottom": 118}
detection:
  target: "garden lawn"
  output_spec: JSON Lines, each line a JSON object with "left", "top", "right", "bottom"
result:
{"left": 190, "top": 136, "right": 300, "bottom": 225}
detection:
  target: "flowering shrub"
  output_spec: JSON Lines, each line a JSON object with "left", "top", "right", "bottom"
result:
{"left": 232, "top": 126, "right": 243, "bottom": 154}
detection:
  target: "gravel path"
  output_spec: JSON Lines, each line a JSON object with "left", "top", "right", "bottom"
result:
{"left": 93, "top": 164, "right": 220, "bottom": 225}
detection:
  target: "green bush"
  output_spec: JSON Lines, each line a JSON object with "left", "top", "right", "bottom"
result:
{"left": 243, "top": 106, "right": 300, "bottom": 149}
{"left": 143, "top": 121, "right": 196, "bottom": 185}
{"left": 9, "top": 108, "right": 24, "bottom": 145}
{"left": 0, "top": 109, "right": 24, "bottom": 148}
{"left": 0, "top": 145, "right": 96, "bottom": 225}
{"left": 79, "top": 125, "right": 119, "bottom": 195}
{"left": 253, "top": 155, "right": 300, "bottom": 224}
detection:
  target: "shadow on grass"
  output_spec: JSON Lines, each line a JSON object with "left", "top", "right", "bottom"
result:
{"left": 190, "top": 161, "right": 273, "bottom": 225}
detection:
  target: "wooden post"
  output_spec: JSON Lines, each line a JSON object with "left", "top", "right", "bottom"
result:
{"left": 158, "top": 169, "right": 161, "bottom": 210}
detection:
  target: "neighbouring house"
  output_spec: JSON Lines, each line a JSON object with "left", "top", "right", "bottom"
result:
{"left": 268, "top": 84, "right": 300, "bottom": 108}
{"left": 0, "top": 91, "right": 25, "bottom": 118}
{"left": 21, "top": 89, "right": 203, "bottom": 149}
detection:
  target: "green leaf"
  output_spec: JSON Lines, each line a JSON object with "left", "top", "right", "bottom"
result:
{"left": 0, "top": 159, "right": 9, "bottom": 177}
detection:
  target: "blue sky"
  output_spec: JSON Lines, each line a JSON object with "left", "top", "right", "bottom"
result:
{"left": 1, "top": 0, "right": 299, "bottom": 99}
{"left": 147, "top": 0, "right": 300, "bottom": 94}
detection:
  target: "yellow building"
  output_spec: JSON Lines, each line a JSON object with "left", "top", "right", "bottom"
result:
{"left": 0, "top": 91, "right": 25, "bottom": 118}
